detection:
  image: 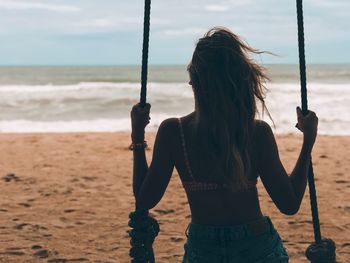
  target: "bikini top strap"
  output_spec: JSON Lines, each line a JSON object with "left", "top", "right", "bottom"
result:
{"left": 177, "top": 118, "right": 196, "bottom": 182}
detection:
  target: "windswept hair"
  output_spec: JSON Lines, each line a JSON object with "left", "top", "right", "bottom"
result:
{"left": 188, "top": 27, "right": 271, "bottom": 191}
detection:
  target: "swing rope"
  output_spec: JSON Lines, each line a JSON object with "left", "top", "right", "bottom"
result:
{"left": 296, "top": 1, "right": 336, "bottom": 262}
{"left": 296, "top": 0, "right": 321, "bottom": 244}
{"left": 128, "top": 1, "right": 159, "bottom": 263}
{"left": 140, "top": 0, "right": 151, "bottom": 108}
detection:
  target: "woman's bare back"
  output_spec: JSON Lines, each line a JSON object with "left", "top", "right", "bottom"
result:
{"left": 174, "top": 113, "right": 264, "bottom": 226}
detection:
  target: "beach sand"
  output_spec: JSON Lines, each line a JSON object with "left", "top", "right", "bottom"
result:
{"left": 0, "top": 132, "right": 349, "bottom": 263}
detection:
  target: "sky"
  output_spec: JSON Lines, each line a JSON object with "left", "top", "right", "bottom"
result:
{"left": 0, "top": 0, "right": 349, "bottom": 65}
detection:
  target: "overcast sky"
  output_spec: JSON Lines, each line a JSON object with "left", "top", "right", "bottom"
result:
{"left": 0, "top": 0, "right": 349, "bottom": 65}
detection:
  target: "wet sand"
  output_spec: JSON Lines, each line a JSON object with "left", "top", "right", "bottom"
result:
{"left": 0, "top": 132, "right": 349, "bottom": 262}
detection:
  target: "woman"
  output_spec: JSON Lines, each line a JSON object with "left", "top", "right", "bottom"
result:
{"left": 130, "top": 27, "right": 318, "bottom": 262}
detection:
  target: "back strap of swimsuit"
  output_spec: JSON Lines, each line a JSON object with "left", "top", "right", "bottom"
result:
{"left": 178, "top": 118, "right": 196, "bottom": 182}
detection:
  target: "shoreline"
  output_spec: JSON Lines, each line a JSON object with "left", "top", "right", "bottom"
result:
{"left": 1, "top": 131, "right": 350, "bottom": 137}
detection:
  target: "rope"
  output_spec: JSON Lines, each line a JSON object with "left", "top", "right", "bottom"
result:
{"left": 140, "top": 0, "right": 151, "bottom": 107}
{"left": 296, "top": 0, "right": 321, "bottom": 244}
{"left": 296, "top": 1, "right": 336, "bottom": 262}
{"left": 305, "top": 239, "right": 337, "bottom": 263}
{"left": 297, "top": 0, "right": 321, "bottom": 246}
{"left": 128, "top": 210, "right": 159, "bottom": 263}
{"left": 129, "top": 1, "right": 158, "bottom": 263}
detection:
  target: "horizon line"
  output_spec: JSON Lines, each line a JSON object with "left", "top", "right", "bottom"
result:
{"left": 0, "top": 63, "right": 349, "bottom": 67}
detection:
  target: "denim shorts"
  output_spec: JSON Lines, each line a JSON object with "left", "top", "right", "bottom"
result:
{"left": 182, "top": 216, "right": 289, "bottom": 263}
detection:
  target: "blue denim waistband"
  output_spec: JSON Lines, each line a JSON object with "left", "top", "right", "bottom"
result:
{"left": 183, "top": 216, "right": 289, "bottom": 262}
{"left": 185, "top": 216, "right": 274, "bottom": 242}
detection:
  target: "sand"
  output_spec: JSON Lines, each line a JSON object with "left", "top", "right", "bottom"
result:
{"left": 0, "top": 132, "right": 349, "bottom": 263}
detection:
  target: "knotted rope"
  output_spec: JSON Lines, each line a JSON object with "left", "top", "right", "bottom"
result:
{"left": 296, "top": 0, "right": 337, "bottom": 262}
{"left": 128, "top": 210, "right": 160, "bottom": 263}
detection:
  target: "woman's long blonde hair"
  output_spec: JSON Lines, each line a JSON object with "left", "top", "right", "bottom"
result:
{"left": 188, "top": 27, "right": 271, "bottom": 191}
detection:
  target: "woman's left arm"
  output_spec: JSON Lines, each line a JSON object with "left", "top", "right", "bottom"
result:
{"left": 131, "top": 107, "right": 176, "bottom": 210}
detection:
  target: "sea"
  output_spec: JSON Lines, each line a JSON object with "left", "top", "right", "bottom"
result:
{"left": 0, "top": 65, "right": 349, "bottom": 135}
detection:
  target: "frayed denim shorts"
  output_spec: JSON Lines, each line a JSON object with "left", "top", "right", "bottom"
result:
{"left": 183, "top": 216, "right": 289, "bottom": 263}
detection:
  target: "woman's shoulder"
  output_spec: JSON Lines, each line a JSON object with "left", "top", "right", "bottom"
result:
{"left": 252, "top": 120, "right": 275, "bottom": 145}
{"left": 158, "top": 117, "right": 183, "bottom": 136}
{"left": 158, "top": 117, "right": 179, "bottom": 131}
{"left": 166, "top": 112, "right": 195, "bottom": 127}
{"left": 158, "top": 113, "right": 195, "bottom": 137}
{"left": 252, "top": 120, "right": 276, "bottom": 154}
{"left": 178, "top": 112, "right": 195, "bottom": 122}
{"left": 253, "top": 119, "right": 273, "bottom": 135}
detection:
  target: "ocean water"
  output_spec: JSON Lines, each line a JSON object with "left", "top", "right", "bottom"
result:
{"left": 0, "top": 65, "right": 349, "bottom": 134}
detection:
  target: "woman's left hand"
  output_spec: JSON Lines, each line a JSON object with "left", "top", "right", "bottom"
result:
{"left": 130, "top": 103, "right": 151, "bottom": 134}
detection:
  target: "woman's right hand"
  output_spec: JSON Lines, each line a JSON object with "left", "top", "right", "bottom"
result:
{"left": 295, "top": 106, "right": 318, "bottom": 147}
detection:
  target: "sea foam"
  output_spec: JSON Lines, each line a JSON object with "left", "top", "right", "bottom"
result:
{"left": 0, "top": 81, "right": 349, "bottom": 134}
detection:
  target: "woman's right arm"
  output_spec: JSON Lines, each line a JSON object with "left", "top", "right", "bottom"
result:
{"left": 255, "top": 107, "right": 318, "bottom": 215}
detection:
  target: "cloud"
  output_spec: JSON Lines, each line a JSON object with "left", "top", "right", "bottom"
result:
{"left": 204, "top": 4, "right": 230, "bottom": 12}
{"left": 77, "top": 18, "right": 116, "bottom": 29}
{"left": 74, "top": 17, "right": 143, "bottom": 33}
{"left": 308, "top": 0, "right": 350, "bottom": 8}
{"left": 0, "top": 0, "right": 80, "bottom": 12}
{"left": 163, "top": 27, "right": 206, "bottom": 37}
